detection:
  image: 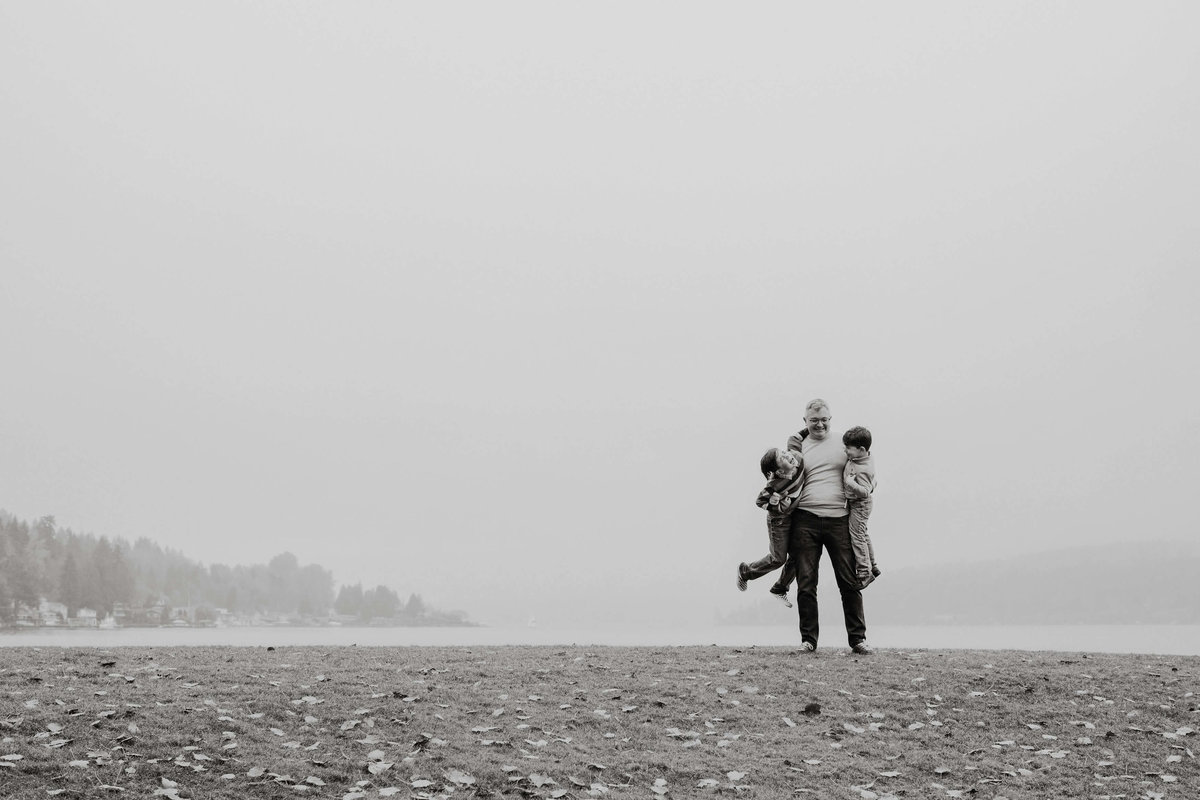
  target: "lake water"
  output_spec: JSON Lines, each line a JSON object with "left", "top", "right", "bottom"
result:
{"left": 2, "top": 624, "right": 1198, "bottom": 655}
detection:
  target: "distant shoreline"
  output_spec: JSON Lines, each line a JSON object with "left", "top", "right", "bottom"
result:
{"left": 3, "top": 623, "right": 1199, "bottom": 656}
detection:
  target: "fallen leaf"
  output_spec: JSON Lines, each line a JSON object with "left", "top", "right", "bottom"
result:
{"left": 446, "top": 769, "right": 475, "bottom": 785}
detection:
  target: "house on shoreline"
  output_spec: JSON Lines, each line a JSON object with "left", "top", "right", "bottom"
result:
{"left": 9, "top": 599, "right": 100, "bottom": 628}
{"left": 4, "top": 597, "right": 477, "bottom": 629}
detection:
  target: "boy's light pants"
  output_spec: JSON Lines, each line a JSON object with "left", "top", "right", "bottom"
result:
{"left": 848, "top": 497, "right": 877, "bottom": 589}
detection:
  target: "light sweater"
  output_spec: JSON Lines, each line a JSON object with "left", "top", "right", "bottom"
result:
{"left": 844, "top": 453, "right": 876, "bottom": 501}
{"left": 792, "top": 432, "right": 849, "bottom": 517}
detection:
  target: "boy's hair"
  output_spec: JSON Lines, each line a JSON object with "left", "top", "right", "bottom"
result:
{"left": 760, "top": 447, "right": 783, "bottom": 478}
{"left": 843, "top": 426, "right": 872, "bottom": 450}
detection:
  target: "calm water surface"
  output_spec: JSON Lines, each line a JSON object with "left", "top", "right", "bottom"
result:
{"left": 2, "top": 624, "right": 1197, "bottom": 655}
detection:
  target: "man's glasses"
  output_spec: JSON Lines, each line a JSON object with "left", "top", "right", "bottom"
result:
{"left": 806, "top": 417, "right": 831, "bottom": 424}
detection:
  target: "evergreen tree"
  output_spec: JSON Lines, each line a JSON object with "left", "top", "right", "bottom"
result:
{"left": 60, "top": 543, "right": 84, "bottom": 616}
{"left": 267, "top": 552, "right": 300, "bottom": 614}
{"left": 32, "top": 516, "right": 62, "bottom": 601}
{"left": 334, "top": 583, "right": 364, "bottom": 617}
{"left": 404, "top": 593, "right": 425, "bottom": 620}
{"left": 0, "top": 526, "right": 13, "bottom": 621}
{"left": 364, "top": 585, "right": 400, "bottom": 619}
{"left": 297, "top": 563, "right": 333, "bottom": 616}
{"left": 1, "top": 520, "right": 39, "bottom": 615}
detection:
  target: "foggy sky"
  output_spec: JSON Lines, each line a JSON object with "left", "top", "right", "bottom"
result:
{"left": 2, "top": 2, "right": 1197, "bottom": 627}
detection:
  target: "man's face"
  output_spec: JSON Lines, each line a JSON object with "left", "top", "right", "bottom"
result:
{"left": 805, "top": 408, "right": 832, "bottom": 440}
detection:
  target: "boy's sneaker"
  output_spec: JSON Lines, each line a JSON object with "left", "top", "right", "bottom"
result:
{"left": 798, "top": 641, "right": 816, "bottom": 653}
{"left": 770, "top": 590, "right": 793, "bottom": 609}
{"left": 872, "top": 567, "right": 882, "bottom": 577}
{"left": 850, "top": 641, "right": 874, "bottom": 655}
{"left": 736, "top": 563, "right": 748, "bottom": 592}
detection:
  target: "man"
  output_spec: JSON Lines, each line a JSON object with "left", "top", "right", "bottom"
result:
{"left": 785, "top": 398, "right": 871, "bottom": 655}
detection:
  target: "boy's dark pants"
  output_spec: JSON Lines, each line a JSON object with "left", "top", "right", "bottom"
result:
{"left": 786, "top": 509, "right": 867, "bottom": 648}
{"left": 741, "top": 515, "right": 796, "bottom": 593}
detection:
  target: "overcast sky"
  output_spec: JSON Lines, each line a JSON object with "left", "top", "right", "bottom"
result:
{"left": 2, "top": 2, "right": 1197, "bottom": 628}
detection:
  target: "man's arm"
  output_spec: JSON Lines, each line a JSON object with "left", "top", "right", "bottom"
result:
{"left": 785, "top": 427, "right": 809, "bottom": 453}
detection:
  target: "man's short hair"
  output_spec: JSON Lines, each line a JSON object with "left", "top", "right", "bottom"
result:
{"left": 804, "top": 398, "right": 830, "bottom": 418}
{"left": 842, "top": 426, "right": 872, "bottom": 450}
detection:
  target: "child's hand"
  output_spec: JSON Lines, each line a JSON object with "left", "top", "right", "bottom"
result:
{"left": 768, "top": 492, "right": 782, "bottom": 506}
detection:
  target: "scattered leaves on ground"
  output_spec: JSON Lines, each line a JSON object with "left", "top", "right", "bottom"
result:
{"left": 0, "top": 645, "right": 1196, "bottom": 798}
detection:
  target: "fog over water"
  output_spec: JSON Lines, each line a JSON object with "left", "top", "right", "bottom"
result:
{"left": 2, "top": 4, "right": 1197, "bottom": 632}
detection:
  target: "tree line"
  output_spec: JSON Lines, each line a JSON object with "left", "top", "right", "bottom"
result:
{"left": 0, "top": 510, "right": 469, "bottom": 626}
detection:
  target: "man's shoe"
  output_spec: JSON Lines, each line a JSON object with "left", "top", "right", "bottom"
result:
{"left": 770, "top": 590, "right": 793, "bottom": 609}
{"left": 798, "top": 641, "right": 816, "bottom": 653}
{"left": 736, "top": 563, "right": 748, "bottom": 592}
{"left": 850, "top": 641, "right": 874, "bottom": 655}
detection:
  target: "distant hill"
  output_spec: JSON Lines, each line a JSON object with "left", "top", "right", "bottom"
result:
{"left": 718, "top": 542, "right": 1200, "bottom": 626}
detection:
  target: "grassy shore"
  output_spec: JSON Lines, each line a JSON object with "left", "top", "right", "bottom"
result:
{"left": 1, "top": 645, "right": 1196, "bottom": 799}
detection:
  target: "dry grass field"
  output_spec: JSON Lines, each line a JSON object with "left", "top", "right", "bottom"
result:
{"left": 1, "top": 645, "right": 1196, "bottom": 799}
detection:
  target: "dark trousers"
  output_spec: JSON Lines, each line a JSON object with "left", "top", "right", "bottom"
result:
{"left": 786, "top": 508, "right": 867, "bottom": 648}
